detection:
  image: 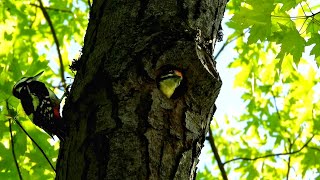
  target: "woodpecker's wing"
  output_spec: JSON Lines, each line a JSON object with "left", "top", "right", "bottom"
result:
{"left": 27, "top": 81, "right": 50, "bottom": 97}
{"left": 33, "top": 97, "right": 55, "bottom": 139}
{"left": 19, "top": 87, "right": 35, "bottom": 115}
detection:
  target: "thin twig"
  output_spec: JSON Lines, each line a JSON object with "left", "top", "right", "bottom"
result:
{"left": 5, "top": 100, "right": 23, "bottom": 180}
{"left": 298, "top": 3, "right": 311, "bottom": 34}
{"left": 29, "top": 4, "right": 38, "bottom": 28}
{"left": 270, "top": 1, "right": 320, "bottom": 28}
{"left": 286, "top": 156, "right": 291, "bottom": 180}
{"left": 13, "top": 118, "right": 56, "bottom": 172}
{"left": 30, "top": 3, "right": 72, "bottom": 13}
{"left": 9, "top": 118, "right": 23, "bottom": 180}
{"left": 208, "top": 127, "right": 228, "bottom": 180}
{"left": 214, "top": 29, "right": 249, "bottom": 61}
{"left": 223, "top": 135, "right": 315, "bottom": 165}
{"left": 88, "top": 0, "right": 92, "bottom": 9}
{"left": 271, "top": 11, "right": 320, "bottom": 19}
{"left": 308, "top": 146, "right": 320, "bottom": 152}
{"left": 271, "top": 93, "right": 294, "bottom": 137}
{"left": 271, "top": 4, "right": 320, "bottom": 35}
{"left": 286, "top": 139, "right": 292, "bottom": 180}
{"left": 271, "top": 92, "right": 281, "bottom": 120}
{"left": 6, "top": 99, "right": 56, "bottom": 172}
{"left": 38, "top": 0, "right": 66, "bottom": 89}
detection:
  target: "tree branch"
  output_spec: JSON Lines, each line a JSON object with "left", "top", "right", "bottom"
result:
{"left": 223, "top": 135, "right": 315, "bottom": 165}
{"left": 286, "top": 155, "right": 291, "bottom": 180}
{"left": 9, "top": 118, "right": 23, "bottom": 180}
{"left": 37, "top": 0, "right": 66, "bottom": 89}
{"left": 6, "top": 98, "right": 57, "bottom": 173}
{"left": 208, "top": 127, "right": 228, "bottom": 180}
{"left": 13, "top": 118, "right": 57, "bottom": 172}
{"left": 286, "top": 139, "right": 292, "bottom": 180}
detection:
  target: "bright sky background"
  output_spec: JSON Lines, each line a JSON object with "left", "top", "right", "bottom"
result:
{"left": 197, "top": 2, "right": 320, "bottom": 178}
{"left": 197, "top": 13, "right": 245, "bottom": 172}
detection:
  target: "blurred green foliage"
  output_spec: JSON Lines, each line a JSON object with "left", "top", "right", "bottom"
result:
{"left": 0, "top": 0, "right": 88, "bottom": 179}
{"left": 198, "top": 0, "right": 320, "bottom": 179}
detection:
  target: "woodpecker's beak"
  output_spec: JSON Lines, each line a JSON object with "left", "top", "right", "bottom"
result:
{"left": 32, "top": 71, "right": 44, "bottom": 80}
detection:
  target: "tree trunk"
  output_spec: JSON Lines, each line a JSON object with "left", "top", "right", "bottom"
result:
{"left": 56, "top": 0, "right": 227, "bottom": 179}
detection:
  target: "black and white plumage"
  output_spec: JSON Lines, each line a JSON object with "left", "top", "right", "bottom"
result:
{"left": 12, "top": 71, "right": 65, "bottom": 140}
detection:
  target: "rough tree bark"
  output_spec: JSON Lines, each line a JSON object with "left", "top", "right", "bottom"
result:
{"left": 56, "top": 0, "right": 227, "bottom": 179}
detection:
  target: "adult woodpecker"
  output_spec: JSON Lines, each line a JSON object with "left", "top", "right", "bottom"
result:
{"left": 12, "top": 71, "right": 65, "bottom": 140}
{"left": 157, "top": 66, "right": 185, "bottom": 99}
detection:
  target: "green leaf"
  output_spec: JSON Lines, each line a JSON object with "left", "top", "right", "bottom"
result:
{"left": 274, "top": 26, "right": 305, "bottom": 64}
{"left": 0, "top": 0, "right": 88, "bottom": 178}
{"left": 307, "top": 33, "right": 320, "bottom": 66}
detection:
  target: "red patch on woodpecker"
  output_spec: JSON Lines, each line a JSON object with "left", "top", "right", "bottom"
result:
{"left": 53, "top": 106, "right": 61, "bottom": 120}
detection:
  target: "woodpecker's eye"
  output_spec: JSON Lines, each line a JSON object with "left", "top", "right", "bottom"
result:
{"left": 15, "top": 86, "right": 23, "bottom": 93}
{"left": 12, "top": 83, "right": 27, "bottom": 98}
{"left": 12, "top": 87, "right": 21, "bottom": 98}
{"left": 26, "top": 77, "right": 34, "bottom": 83}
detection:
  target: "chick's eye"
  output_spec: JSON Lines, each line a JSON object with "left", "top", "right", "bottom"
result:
{"left": 168, "top": 70, "right": 174, "bottom": 74}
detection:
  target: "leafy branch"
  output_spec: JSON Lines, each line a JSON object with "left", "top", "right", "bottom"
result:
{"left": 223, "top": 134, "right": 315, "bottom": 165}
{"left": 271, "top": 2, "right": 320, "bottom": 34}
{"left": 271, "top": 11, "right": 320, "bottom": 20}
{"left": 271, "top": 1, "right": 320, "bottom": 20}
{"left": 37, "top": 0, "right": 66, "bottom": 89}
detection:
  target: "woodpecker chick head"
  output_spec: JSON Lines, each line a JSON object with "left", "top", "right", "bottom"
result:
{"left": 157, "top": 67, "right": 185, "bottom": 99}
